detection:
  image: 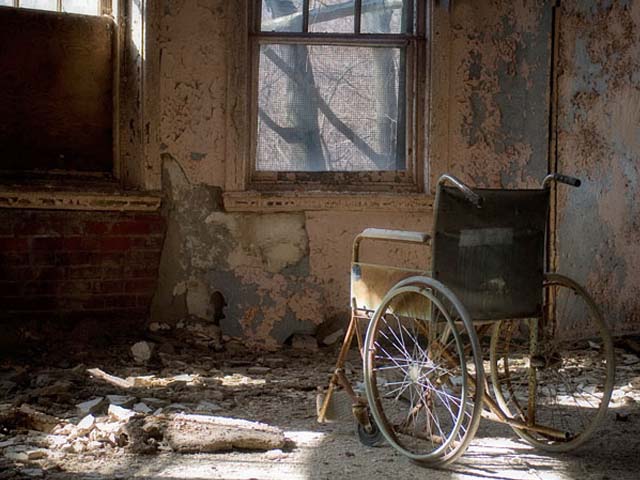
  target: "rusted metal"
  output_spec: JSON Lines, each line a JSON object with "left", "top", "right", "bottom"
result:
{"left": 319, "top": 172, "right": 599, "bottom": 461}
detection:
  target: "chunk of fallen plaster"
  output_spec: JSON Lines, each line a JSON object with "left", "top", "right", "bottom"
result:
{"left": 76, "top": 414, "right": 96, "bottom": 436}
{"left": 133, "top": 403, "right": 153, "bottom": 414}
{"left": 108, "top": 405, "right": 137, "bottom": 422}
{"left": 159, "top": 414, "right": 286, "bottom": 453}
{"left": 76, "top": 397, "right": 105, "bottom": 415}
{"left": 131, "top": 341, "right": 154, "bottom": 364}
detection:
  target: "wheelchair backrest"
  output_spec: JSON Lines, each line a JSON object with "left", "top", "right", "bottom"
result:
{"left": 432, "top": 186, "right": 549, "bottom": 320}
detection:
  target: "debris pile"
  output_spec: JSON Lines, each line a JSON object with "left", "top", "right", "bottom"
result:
{"left": 0, "top": 336, "right": 329, "bottom": 476}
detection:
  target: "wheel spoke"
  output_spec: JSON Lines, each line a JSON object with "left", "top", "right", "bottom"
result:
{"left": 489, "top": 274, "right": 615, "bottom": 452}
{"left": 363, "top": 282, "right": 484, "bottom": 465}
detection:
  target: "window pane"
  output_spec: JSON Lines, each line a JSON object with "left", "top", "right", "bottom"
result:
{"left": 63, "top": 0, "right": 99, "bottom": 15}
{"left": 361, "top": 0, "right": 412, "bottom": 34}
{"left": 0, "top": 1, "right": 15, "bottom": 7}
{"left": 309, "top": 0, "right": 354, "bottom": 33}
{"left": 256, "top": 44, "right": 405, "bottom": 172}
{"left": 20, "top": 0, "right": 57, "bottom": 11}
{"left": 261, "top": 0, "right": 303, "bottom": 32}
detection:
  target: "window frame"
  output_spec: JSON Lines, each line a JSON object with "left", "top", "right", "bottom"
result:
{"left": 248, "top": 0, "right": 427, "bottom": 193}
{"left": 2, "top": 0, "right": 106, "bottom": 16}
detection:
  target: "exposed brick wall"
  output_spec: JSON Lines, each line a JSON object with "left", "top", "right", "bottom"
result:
{"left": 0, "top": 209, "right": 165, "bottom": 352}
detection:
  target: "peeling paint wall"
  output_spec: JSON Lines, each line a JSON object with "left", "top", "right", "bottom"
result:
{"left": 152, "top": 157, "right": 430, "bottom": 348}
{"left": 445, "top": 1, "right": 552, "bottom": 188}
{"left": 153, "top": 1, "right": 555, "bottom": 346}
{"left": 556, "top": 1, "right": 640, "bottom": 335}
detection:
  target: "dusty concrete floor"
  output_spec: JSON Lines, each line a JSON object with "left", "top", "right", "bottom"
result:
{"left": 1, "top": 341, "right": 639, "bottom": 480}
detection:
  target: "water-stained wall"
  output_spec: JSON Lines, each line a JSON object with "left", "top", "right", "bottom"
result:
{"left": 556, "top": 1, "right": 640, "bottom": 335}
{"left": 441, "top": 1, "right": 552, "bottom": 188}
{"left": 152, "top": 1, "right": 555, "bottom": 347}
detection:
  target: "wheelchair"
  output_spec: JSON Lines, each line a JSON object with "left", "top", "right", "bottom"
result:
{"left": 317, "top": 173, "right": 616, "bottom": 466}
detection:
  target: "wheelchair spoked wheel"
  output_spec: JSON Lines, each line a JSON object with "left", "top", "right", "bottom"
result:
{"left": 363, "top": 277, "right": 484, "bottom": 466}
{"left": 490, "top": 273, "right": 615, "bottom": 452}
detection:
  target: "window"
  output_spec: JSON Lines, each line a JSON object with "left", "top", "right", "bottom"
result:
{"left": 0, "top": 0, "right": 104, "bottom": 16}
{"left": 250, "top": 0, "right": 426, "bottom": 191}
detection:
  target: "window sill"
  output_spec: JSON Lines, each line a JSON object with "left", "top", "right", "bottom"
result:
{"left": 0, "top": 186, "right": 161, "bottom": 212}
{"left": 223, "top": 191, "right": 433, "bottom": 213}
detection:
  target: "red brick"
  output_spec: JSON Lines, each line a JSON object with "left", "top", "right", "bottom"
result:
{"left": 83, "top": 296, "right": 107, "bottom": 309}
{"left": 57, "top": 296, "right": 93, "bottom": 310}
{"left": 124, "top": 278, "right": 157, "bottom": 294}
{"left": 0, "top": 253, "right": 29, "bottom": 266}
{"left": 2, "top": 296, "right": 58, "bottom": 310}
{"left": 136, "top": 295, "right": 154, "bottom": 307}
{"left": 33, "top": 267, "right": 66, "bottom": 282}
{"left": 111, "top": 220, "right": 152, "bottom": 235}
{"left": 31, "top": 237, "right": 65, "bottom": 250}
{"left": 13, "top": 219, "right": 65, "bottom": 236}
{"left": 123, "top": 265, "right": 158, "bottom": 278}
{"left": 30, "top": 251, "right": 57, "bottom": 266}
{"left": 92, "top": 280, "right": 123, "bottom": 294}
{"left": 100, "top": 237, "right": 132, "bottom": 252}
{"left": 55, "top": 251, "right": 93, "bottom": 266}
{"left": 59, "top": 280, "right": 93, "bottom": 296}
{"left": 133, "top": 215, "right": 165, "bottom": 234}
{"left": 0, "top": 221, "right": 13, "bottom": 236}
{"left": 131, "top": 235, "right": 164, "bottom": 250}
{"left": 0, "top": 237, "right": 29, "bottom": 252}
{"left": 127, "top": 251, "right": 161, "bottom": 264}
{"left": 23, "top": 281, "right": 58, "bottom": 296}
{"left": 98, "top": 295, "right": 139, "bottom": 308}
{"left": 86, "top": 252, "right": 125, "bottom": 268}
{"left": 101, "top": 266, "right": 124, "bottom": 278}
{"left": 67, "top": 266, "right": 102, "bottom": 279}
{"left": 0, "top": 266, "right": 36, "bottom": 281}
{"left": 0, "top": 282, "right": 22, "bottom": 296}
{"left": 84, "top": 221, "right": 111, "bottom": 235}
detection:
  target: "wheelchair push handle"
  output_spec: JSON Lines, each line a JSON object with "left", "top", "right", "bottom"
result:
{"left": 438, "top": 174, "right": 483, "bottom": 208}
{"left": 542, "top": 173, "right": 582, "bottom": 188}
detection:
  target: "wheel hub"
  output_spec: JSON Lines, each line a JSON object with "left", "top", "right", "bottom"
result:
{"left": 408, "top": 363, "right": 426, "bottom": 383}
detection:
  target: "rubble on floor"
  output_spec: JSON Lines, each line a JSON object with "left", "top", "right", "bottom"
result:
{"left": 1, "top": 333, "right": 640, "bottom": 479}
{"left": 0, "top": 333, "right": 328, "bottom": 478}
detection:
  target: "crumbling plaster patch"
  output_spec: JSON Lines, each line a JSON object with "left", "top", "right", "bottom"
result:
{"left": 154, "top": 157, "right": 323, "bottom": 347}
{"left": 557, "top": 1, "right": 640, "bottom": 334}
{"left": 447, "top": 0, "right": 551, "bottom": 188}
{"left": 159, "top": 0, "right": 228, "bottom": 187}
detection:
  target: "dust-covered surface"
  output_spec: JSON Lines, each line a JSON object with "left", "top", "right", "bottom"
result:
{"left": 556, "top": 1, "right": 640, "bottom": 336}
{"left": 1, "top": 337, "right": 640, "bottom": 480}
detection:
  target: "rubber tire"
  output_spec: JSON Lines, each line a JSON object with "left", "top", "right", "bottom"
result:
{"left": 490, "top": 273, "right": 615, "bottom": 452}
{"left": 363, "top": 276, "right": 484, "bottom": 466}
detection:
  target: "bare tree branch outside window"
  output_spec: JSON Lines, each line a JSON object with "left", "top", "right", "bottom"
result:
{"left": 255, "top": 0, "right": 414, "bottom": 173}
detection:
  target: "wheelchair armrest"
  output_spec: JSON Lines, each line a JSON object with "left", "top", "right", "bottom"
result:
{"left": 359, "top": 228, "right": 431, "bottom": 244}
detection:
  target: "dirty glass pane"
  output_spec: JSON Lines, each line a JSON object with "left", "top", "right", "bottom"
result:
{"left": 309, "top": 0, "right": 354, "bottom": 33}
{"left": 256, "top": 44, "right": 405, "bottom": 172}
{"left": 361, "top": 0, "right": 412, "bottom": 34}
{"left": 20, "top": 0, "right": 57, "bottom": 11}
{"left": 63, "top": 0, "right": 99, "bottom": 15}
{"left": 261, "top": 0, "right": 303, "bottom": 32}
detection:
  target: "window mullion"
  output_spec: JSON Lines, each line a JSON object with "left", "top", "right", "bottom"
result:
{"left": 302, "top": 0, "right": 309, "bottom": 32}
{"left": 57, "top": 0, "right": 62, "bottom": 12}
{"left": 354, "top": 0, "right": 361, "bottom": 34}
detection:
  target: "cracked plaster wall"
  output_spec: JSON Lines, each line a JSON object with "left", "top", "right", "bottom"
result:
{"left": 152, "top": 1, "right": 557, "bottom": 346}
{"left": 445, "top": 1, "right": 552, "bottom": 188}
{"left": 556, "top": 1, "right": 640, "bottom": 335}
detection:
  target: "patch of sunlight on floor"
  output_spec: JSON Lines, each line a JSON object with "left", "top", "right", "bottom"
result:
{"left": 453, "top": 436, "right": 573, "bottom": 480}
